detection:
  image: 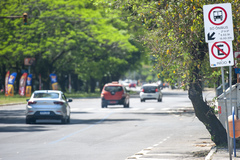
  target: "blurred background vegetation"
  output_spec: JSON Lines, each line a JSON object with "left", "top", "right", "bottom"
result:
{"left": 1, "top": 0, "right": 233, "bottom": 97}
{"left": 0, "top": 0, "right": 153, "bottom": 94}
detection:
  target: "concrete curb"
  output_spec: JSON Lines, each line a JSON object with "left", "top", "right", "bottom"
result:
{"left": 205, "top": 146, "right": 217, "bottom": 160}
{"left": 0, "top": 102, "right": 25, "bottom": 107}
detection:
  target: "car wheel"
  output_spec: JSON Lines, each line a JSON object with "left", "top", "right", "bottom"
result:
{"left": 32, "top": 119, "right": 36, "bottom": 124}
{"left": 141, "top": 99, "right": 145, "bottom": 102}
{"left": 158, "top": 97, "right": 162, "bottom": 102}
{"left": 61, "top": 117, "right": 67, "bottom": 124}
{"left": 101, "top": 100, "right": 107, "bottom": 108}
{"left": 102, "top": 104, "right": 107, "bottom": 108}
{"left": 26, "top": 118, "right": 35, "bottom": 124}
{"left": 124, "top": 101, "right": 129, "bottom": 108}
{"left": 26, "top": 118, "right": 31, "bottom": 124}
{"left": 67, "top": 116, "right": 70, "bottom": 123}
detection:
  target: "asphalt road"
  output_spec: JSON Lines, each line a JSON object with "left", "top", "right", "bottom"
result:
{"left": 0, "top": 89, "right": 215, "bottom": 160}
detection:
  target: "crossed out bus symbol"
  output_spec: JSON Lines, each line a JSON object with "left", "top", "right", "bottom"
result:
{"left": 213, "top": 10, "right": 223, "bottom": 21}
{"left": 209, "top": 6, "right": 227, "bottom": 25}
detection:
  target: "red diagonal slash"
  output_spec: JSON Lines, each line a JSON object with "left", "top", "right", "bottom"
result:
{"left": 213, "top": 44, "right": 227, "bottom": 56}
{"left": 211, "top": 41, "right": 230, "bottom": 60}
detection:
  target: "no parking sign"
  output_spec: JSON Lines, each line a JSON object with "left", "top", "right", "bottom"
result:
{"left": 208, "top": 41, "right": 233, "bottom": 67}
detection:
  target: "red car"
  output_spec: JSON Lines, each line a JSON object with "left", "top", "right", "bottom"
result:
{"left": 101, "top": 82, "right": 130, "bottom": 108}
{"left": 129, "top": 83, "right": 136, "bottom": 88}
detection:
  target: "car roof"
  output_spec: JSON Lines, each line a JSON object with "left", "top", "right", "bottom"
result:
{"left": 33, "top": 90, "right": 63, "bottom": 94}
{"left": 104, "top": 81, "right": 123, "bottom": 87}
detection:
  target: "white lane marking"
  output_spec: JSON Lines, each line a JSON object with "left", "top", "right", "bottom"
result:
{"left": 130, "top": 108, "right": 140, "bottom": 111}
{"left": 161, "top": 108, "right": 171, "bottom": 111}
{"left": 146, "top": 108, "right": 155, "bottom": 111}
{"left": 126, "top": 135, "right": 173, "bottom": 160}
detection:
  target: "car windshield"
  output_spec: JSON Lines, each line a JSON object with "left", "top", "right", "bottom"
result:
{"left": 104, "top": 86, "right": 123, "bottom": 92}
{"left": 33, "top": 93, "right": 59, "bottom": 99}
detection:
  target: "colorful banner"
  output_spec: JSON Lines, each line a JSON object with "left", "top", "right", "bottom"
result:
{"left": 19, "top": 73, "right": 28, "bottom": 96}
{"left": 26, "top": 74, "right": 32, "bottom": 97}
{"left": 7, "top": 72, "right": 17, "bottom": 96}
{"left": 5, "top": 71, "right": 10, "bottom": 96}
{"left": 50, "top": 73, "right": 58, "bottom": 90}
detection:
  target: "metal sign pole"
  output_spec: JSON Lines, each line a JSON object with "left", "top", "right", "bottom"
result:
{"left": 232, "top": 106, "right": 237, "bottom": 157}
{"left": 229, "top": 66, "right": 232, "bottom": 114}
{"left": 221, "top": 66, "right": 232, "bottom": 160}
{"left": 229, "top": 66, "right": 233, "bottom": 154}
{"left": 230, "top": 66, "right": 232, "bottom": 118}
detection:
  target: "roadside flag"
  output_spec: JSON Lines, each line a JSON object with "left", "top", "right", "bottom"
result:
{"left": 5, "top": 71, "right": 10, "bottom": 96}
{"left": 7, "top": 72, "right": 17, "bottom": 96}
{"left": 19, "top": 73, "right": 28, "bottom": 96}
{"left": 26, "top": 74, "right": 32, "bottom": 97}
{"left": 49, "top": 73, "right": 58, "bottom": 90}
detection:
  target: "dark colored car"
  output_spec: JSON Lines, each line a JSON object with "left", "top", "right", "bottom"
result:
{"left": 101, "top": 82, "right": 130, "bottom": 108}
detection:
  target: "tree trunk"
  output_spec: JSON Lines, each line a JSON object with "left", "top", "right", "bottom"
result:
{"left": 84, "top": 81, "right": 89, "bottom": 93}
{"left": 90, "top": 77, "right": 96, "bottom": 93}
{"left": 59, "top": 74, "right": 66, "bottom": 92}
{"left": 188, "top": 67, "right": 227, "bottom": 146}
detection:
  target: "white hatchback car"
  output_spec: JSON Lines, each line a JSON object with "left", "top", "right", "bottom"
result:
{"left": 140, "top": 84, "right": 162, "bottom": 102}
{"left": 26, "top": 90, "right": 72, "bottom": 124}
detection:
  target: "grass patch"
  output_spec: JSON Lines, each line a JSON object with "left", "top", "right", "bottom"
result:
{"left": 0, "top": 95, "right": 27, "bottom": 105}
{"left": 65, "top": 92, "right": 100, "bottom": 98}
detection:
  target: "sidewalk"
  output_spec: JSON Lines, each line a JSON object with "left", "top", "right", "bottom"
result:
{"left": 126, "top": 132, "right": 240, "bottom": 160}
{"left": 126, "top": 114, "right": 216, "bottom": 160}
{"left": 207, "top": 147, "right": 240, "bottom": 160}
{"left": 126, "top": 130, "right": 214, "bottom": 160}
{"left": 126, "top": 88, "right": 240, "bottom": 160}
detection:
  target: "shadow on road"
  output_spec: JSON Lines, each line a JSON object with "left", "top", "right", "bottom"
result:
{"left": 130, "top": 111, "right": 195, "bottom": 117}
{"left": 0, "top": 125, "right": 50, "bottom": 132}
{"left": 69, "top": 118, "right": 144, "bottom": 125}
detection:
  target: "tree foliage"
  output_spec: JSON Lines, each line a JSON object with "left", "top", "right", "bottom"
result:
{"left": 0, "top": 0, "right": 147, "bottom": 92}
{"left": 110, "top": 0, "right": 239, "bottom": 87}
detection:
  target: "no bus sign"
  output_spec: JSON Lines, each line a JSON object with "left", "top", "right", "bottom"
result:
{"left": 203, "top": 3, "right": 234, "bottom": 43}
{"left": 208, "top": 41, "right": 234, "bottom": 67}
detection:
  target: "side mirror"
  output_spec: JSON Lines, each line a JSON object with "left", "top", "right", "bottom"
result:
{"left": 26, "top": 99, "right": 29, "bottom": 102}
